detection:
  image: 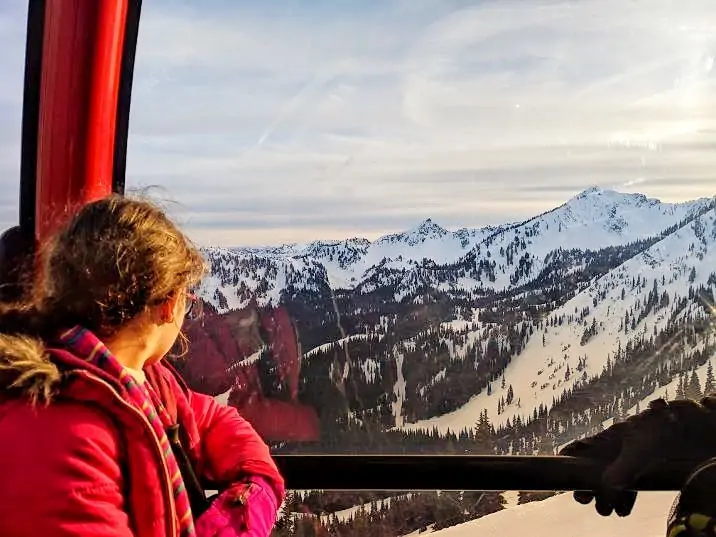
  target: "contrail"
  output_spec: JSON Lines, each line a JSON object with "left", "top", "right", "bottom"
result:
{"left": 253, "top": 70, "right": 338, "bottom": 150}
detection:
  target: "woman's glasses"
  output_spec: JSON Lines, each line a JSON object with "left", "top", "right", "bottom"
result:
{"left": 185, "top": 292, "right": 203, "bottom": 321}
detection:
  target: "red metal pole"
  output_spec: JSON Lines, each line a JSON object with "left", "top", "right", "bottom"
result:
{"left": 35, "top": 0, "right": 128, "bottom": 247}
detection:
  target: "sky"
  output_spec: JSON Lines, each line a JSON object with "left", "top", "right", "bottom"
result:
{"left": 0, "top": 0, "right": 715, "bottom": 246}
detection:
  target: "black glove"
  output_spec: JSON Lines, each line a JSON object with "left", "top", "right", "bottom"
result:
{"left": 559, "top": 397, "right": 716, "bottom": 517}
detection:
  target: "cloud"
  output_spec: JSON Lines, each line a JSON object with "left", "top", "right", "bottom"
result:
{"left": 1, "top": 0, "right": 716, "bottom": 244}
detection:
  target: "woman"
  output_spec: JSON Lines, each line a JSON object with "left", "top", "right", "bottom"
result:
{"left": 0, "top": 195, "right": 285, "bottom": 537}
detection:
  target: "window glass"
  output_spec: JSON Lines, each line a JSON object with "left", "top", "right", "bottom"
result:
{"left": 0, "top": 1, "right": 27, "bottom": 231}
{"left": 125, "top": 1, "right": 716, "bottom": 534}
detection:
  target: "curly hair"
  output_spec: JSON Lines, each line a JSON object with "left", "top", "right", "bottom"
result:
{"left": 0, "top": 193, "right": 206, "bottom": 349}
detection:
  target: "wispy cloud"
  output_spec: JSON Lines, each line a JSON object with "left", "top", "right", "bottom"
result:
{"left": 1, "top": 0, "right": 715, "bottom": 245}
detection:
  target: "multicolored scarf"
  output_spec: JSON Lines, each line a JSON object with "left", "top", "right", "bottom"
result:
{"left": 59, "top": 326, "right": 196, "bottom": 537}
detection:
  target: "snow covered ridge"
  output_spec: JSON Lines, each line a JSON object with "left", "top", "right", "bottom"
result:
{"left": 196, "top": 187, "right": 714, "bottom": 311}
{"left": 427, "top": 492, "right": 678, "bottom": 537}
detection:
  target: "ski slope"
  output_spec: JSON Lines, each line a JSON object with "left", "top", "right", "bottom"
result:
{"left": 403, "top": 207, "right": 716, "bottom": 434}
{"left": 428, "top": 492, "right": 678, "bottom": 537}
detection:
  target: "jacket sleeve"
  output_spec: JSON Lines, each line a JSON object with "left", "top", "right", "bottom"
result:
{"left": 188, "top": 388, "right": 286, "bottom": 501}
{"left": 0, "top": 402, "right": 134, "bottom": 537}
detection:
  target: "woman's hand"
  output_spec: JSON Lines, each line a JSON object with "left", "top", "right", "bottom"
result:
{"left": 195, "top": 477, "right": 280, "bottom": 537}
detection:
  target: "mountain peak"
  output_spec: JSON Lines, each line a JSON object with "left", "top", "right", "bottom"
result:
{"left": 580, "top": 185, "right": 602, "bottom": 195}
{"left": 567, "top": 186, "right": 659, "bottom": 208}
{"left": 404, "top": 218, "right": 449, "bottom": 242}
{"left": 574, "top": 186, "right": 643, "bottom": 200}
{"left": 376, "top": 218, "right": 449, "bottom": 247}
{"left": 414, "top": 218, "right": 447, "bottom": 234}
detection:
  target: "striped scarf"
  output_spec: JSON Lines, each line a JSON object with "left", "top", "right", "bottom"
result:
{"left": 59, "top": 326, "right": 196, "bottom": 537}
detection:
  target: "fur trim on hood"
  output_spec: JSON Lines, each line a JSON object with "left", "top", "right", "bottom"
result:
{"left": 0, "top": 334, "right": 61, "bottom": 404}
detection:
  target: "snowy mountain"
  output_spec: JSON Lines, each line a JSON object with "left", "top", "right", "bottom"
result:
{"left": 197, "top": 187, "right": 712, "bottom": 309}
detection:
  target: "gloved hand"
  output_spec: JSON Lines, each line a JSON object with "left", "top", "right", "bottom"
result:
{"left": 195, "top": 476, "right": 280, "bottom": 537}
{"left": 559, "top": 398, "right": 716, "bottom": 517}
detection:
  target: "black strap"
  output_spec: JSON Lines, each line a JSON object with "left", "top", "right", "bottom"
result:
{"left": 148, "top": 364, "right": 217, "bottom": 518}
{"left": 166, "top": 423, "right": 212, "bottom": 518}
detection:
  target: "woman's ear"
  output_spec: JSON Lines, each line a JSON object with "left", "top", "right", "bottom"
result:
{"left": 160, "top": 295, "right": 180, "bottom": 324}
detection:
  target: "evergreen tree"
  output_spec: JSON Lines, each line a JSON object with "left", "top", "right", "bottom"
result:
{"left": 686, "top": 370, "right": 703, "bottom": 400}
{"left": 676, "top": 373, "right": 686, "bottom": 399}
{"left": 705, "top": 362, "right": 715, "bottom": 395}
{"left": 475, "top": 410, "right": 492, "bottom": 450}
{"left": 537, "top": 434, "right": 555, "bottom": 455}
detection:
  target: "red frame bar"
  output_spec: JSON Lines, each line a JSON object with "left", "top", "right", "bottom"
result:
{"left": 35, "top": 0, "right": 128, "bottom": 246}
